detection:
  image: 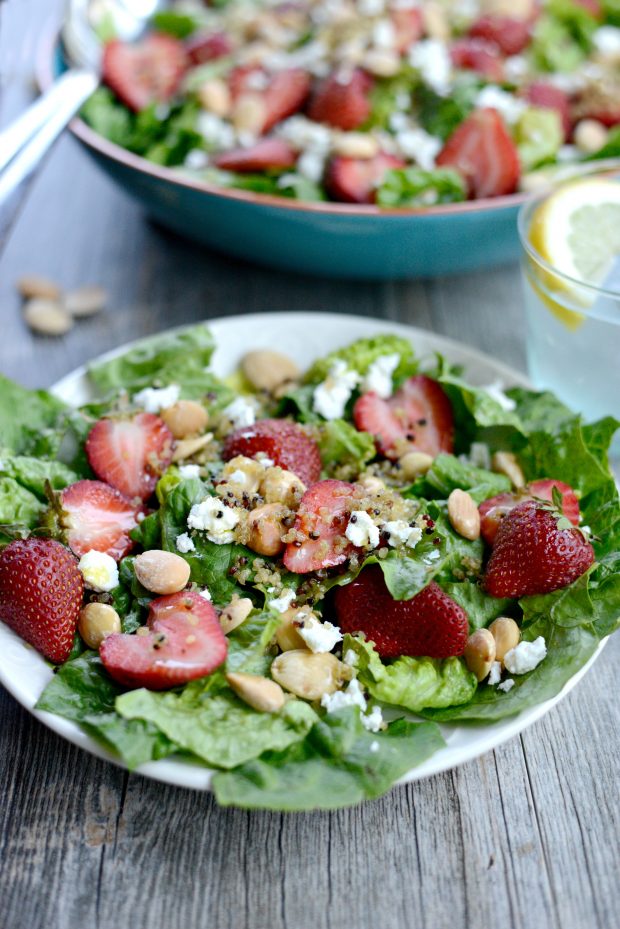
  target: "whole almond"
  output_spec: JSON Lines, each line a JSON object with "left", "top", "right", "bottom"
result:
{"left": 241, "top": 349, "right": 300, "bottom": 393}
{"left": 64, "top": 285, "right": 107, "bottom": 318}
{"left": 489, "top": 617, "right": 521, "bottom": 663}
{"left": 464, "top": 629, "right": 496, "bottom": 681}
{"left": 23, "top": 298, "right": 72, "bottom": 336}
{"left": 219, "top": 597, "right": 253, "bottom": 634}
{"left": 492, "top": 451, "right": 525, "bottom": 489}
{"left": 448, "top": 489, "right": 481, "bottom": 540}
{"left": 17, "top": 275, "right": 61, "bottom": 300}
{"left": 271, "top": 649, "right": 349, "bottom": 701}
{"left": 226, "top": 672, "right": 285, "bottom": 713}
{"left": 134, "top": 550, "right": 191, "bottom": 594}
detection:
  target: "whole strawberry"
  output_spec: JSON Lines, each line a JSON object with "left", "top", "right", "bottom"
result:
{"left": 334, "top": 567, "right": 469, "bottom": 659}
{"left": 484, "top": 500, "right": 595, "bottom": 598}
{"left": 0, "top": 538, "right": 84, "bottom": 663}
{"left": 223, "top": 418, "right": 322, "bottom": 486}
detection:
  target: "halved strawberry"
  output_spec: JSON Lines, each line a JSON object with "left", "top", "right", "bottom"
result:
{"left": 436, "top": 108, "right": 520, "bottom": 199}
{"left": 102, "top": 34, "right": 187, "bottom": 112}
{"left": 0, "top": 538, "right": 83, "bottom": 664}
{"left": 450, "top": 39, "right": 505, "bottom": 82}
{"left": 334, "top": 568, "right": 469, "bottom": 659}
{"left": 186, "top": 31, "right": 234, "bottom": 66}
{"left": 58, "top": 480, "right": 141, "bottom": 561}
{"left": 283, "top": 479, "right": 356, "bottom": 573}
{"left": 391, "top": 7, "right": 424, "bottom": 53}
{"left": 85, "top": 413, "right": 173, "bottom": 503}
{"left": 479, "top": 479, "right": 580, "bottom": 546}
{"left": 469, "top": 15, "right": 532, "bottom": 56}
{"left": 263, "top": 68, "right": 312, "bottom": 132}
{"left": 484, "top": 500, "right": 595, "bottom": 598}
{"left": 326, "top": 152, "right": 406, "bottom": 204}
{"left": 307, "top": 69, "right": 373, "bottom": 131}
{"left": 223, "top": 418, "right": 321, "bottom": 486}
{"left": 353, "top": 374, "right": 454, "bottom": 460}
{"left": 525, "top": 82, "right": 571, "bottom": 139}
{"left": 100, "top": 591, "right": 227, "bottom": 690}
{"left": 214, "top": 138, "right": 297, "bottom": 172}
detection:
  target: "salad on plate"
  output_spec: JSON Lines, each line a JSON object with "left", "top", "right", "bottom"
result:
{"left": 0, "top": 323, "right": 619, "bottom": 810}
{"left": 80, "top": 0, "right": 620, "bottom": 205}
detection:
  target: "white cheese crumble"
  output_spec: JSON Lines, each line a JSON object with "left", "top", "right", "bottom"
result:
{"left": 504, "top": 55, "right": 528, "bottom": 82}
{"left": 503, "top": 637, "right": 547, "bottom": 675}
{"left": 268, "top": 588, "right": 296, "bottom": 613}
{"left": 187, "top": 498, "right": 240, "bottom": 544}
{"left": 360, "top": 353, "right": 400, "bottom": 398}
{"left": 312, "top": 360, "right": 361, "bottom": 420}
{"left": 593, "top": 25, "right": 620, "bottom": 56}
{"left": 343, "top": 648, "right": 358, "bottom": 668}
{"left": 359, "top": 0, "right": 385, "bottom": 15}
{"left": 345, "top": 511, "right": 381, "bottom": 548}
{"left": 409, "top": 40, "right": 452, "bottom": 96}
{"left": 298, "top": 615, "right": 343, "bottom": 653}
{"left": 78, "top": 550, "right": 119, "bottom": 592}
{"left": 362, "top": 705, "right": 384, "bottom": 733}
{"left": 197, "top": 112, "right": 235, "bottom": 150}
{"left": 184, "top": 149, "right": 210, "bottom": 171}
{"left": 228, "top": 469, "right": 248, "bottom": 485}
{"left": 199, "top": 588, "right": 212, "bottom": 601}
{"left": 382, "top": 521, "right": 422, "bottom": 549}
{"left": 373, "top": 18, "right": 396, "bottom": 50}
{"left": 133, "top": 384, "right": 180, "bottom": 413}
{"left": 369, "top": 740, "right": 380, "bottom": 753}
{"left": 178, "top": 463, "right": 201, "bottom": 480}
{"left": 222, "top": 397, "right": 256, "bottom": 429}
{"left": 297, "top": 148, "right": 327, "bottom": 182}
{"left": 395, "top": 126, "right": 442, "bottom": 170}
{"left": 482, "top": 381, "right": 517, "bottom": 412}
{"left": 321, "top": 680, "right": 383, "bottom": 731}
{"left": 475, "top": 86, "right": 527, "bottom": 126}
{"left": 498, "top": 678, "right": 515, "bottom": 693}
{"left": 176, "top": 532, "right": 196, "bottom": 554}
{"left": 488, "top": 661, "right": 502, "bottom": 686}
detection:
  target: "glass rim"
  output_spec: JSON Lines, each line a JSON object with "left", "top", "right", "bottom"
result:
{"left": 517, "top": 184, "right": 620, "bottom": 301}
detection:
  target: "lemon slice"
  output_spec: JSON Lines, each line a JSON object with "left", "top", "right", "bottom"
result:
{"left": 529, "top": 177, "right": 620, "bottom": 286}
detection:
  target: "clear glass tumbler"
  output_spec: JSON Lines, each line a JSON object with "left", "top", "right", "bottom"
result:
{"left": 518, "top": 193, "right": 620, "bottom": 430}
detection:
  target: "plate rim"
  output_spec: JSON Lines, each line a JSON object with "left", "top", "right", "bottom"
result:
{"left": 0, "top": 310, "right": 607, "bottom": 795}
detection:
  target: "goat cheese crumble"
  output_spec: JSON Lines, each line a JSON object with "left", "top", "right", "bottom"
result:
{"left": 268, "top": 588, "right": 296, "bottom": 613}
{"left": 345, "top": 511, "right": 381, "bottom": 548}
{"left": 78, "top": 550, "right": 119, "bottom": 592}
{"left": 382, "top": 520, "right": 422, "bottom": 548}
{"left": 298, "top": 615, "right": 343, "bottom": 653}
{"left": 133, "top": 384, "right": 180, "bottom": 413}
{"left": 321, "top": 680, "right": 384, "bottom": 731}
{"left": 178, "top": 464, "right": 201, "bottom": 480}
{"left": 313, "top": 360, "right": 361, "bottom": 420}
{"left": 187, "top": 498, "right": 240, "bottom": 543}
{"left": 361, "top": 353, "right": 400, "bottom": 398}
{"left": 503, "top": 637, "right": 547, "bottom": 675}
{"left": 176, "top": 532, "right": 196, "bottom": 554}
{"left": 222, "top": 397, "right": 256, "bottom": 429}
{"left": 409, "top": 40, "right": 452, "bottom": 95}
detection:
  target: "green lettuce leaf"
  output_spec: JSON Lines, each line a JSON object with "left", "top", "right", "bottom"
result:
{"left": 212, "top": 708, "right": 445, "bottom": 810}
{"left": 415, "top": 77, "right": 479, "bottom": 140}
{"left": 376, "top": 167, "right": 466, "bottom": 208}
{"left": 515, "top": 107, "right": 563, "bottom": 171}
{"left": 35, "top": 653, "right": 176, "bottom": 769}
{"left": 0, "top": 477, "right": 45, "bottom": 534}
{"left": 304, "top": 335, "right": 417, "bottom": 386}
{"left": 0, "top": 454, "right": 77, "bottom": 498}
{"left": 152, "top": 10, "right": 200, "bottom": 37}
{"left": 316, "top": 419, "right": 376, "bottom": 478}
{"left": 531, "top": 0, "right": 597, "bottom": 72}
{"left": 441, "top": 580, "right": 512, "bottom": 631}
{"left": 345, "top": 635, "right": 477, "bottom": 713}
{"left": 409, "top": 452, "right": 511, "bottom": 503}
{"left": 0, "top": 376, "right": 67, "bottom": 456}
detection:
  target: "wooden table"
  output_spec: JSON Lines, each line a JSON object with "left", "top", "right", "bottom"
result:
{"left": 1, "top": 3, "right": 618, "bottom": 927}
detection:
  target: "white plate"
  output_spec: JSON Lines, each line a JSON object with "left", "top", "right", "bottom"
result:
{"left": 0, "top": 312, "right": 606, "bottom": 792}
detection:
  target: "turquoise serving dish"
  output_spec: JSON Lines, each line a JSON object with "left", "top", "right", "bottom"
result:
{"left": 46, "top": 42, "right": 526, "bottom": 280}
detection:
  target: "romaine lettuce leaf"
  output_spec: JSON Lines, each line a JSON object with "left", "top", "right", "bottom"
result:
{"left": 303, "top": 335, "right": 417, "bottom": 386}
{"left": 0, "top": 477, "right": 45, "bottom": 534}
{"left": 376, "top": 167, "right": 466, "bottom": 208}
{"left": 0, "top": 376, "right": 67, "bottom": 456}
{"left": 515, "top": 107, "right": 563, "bottom": 171}
{"left": 408, "top": 452, "right": 511, "bottom": 503}
{"left": 316, "top": 419, "right": 376, "bottom": 478}
{"left": 0, "top": 454, "right": 77, "bottom": 498}
{"left": 212, "top": 708, "right": 445, "bottom": 810}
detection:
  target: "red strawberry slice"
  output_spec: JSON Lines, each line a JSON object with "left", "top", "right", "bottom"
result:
{"left": 391, "top": 8, "right": 423, "bottom": 53}
{"left": 307, "top": 69, "right": 373, "bottom": 131}
{"left": 283, "top": 479, "right": 356, "bottom": 573}
{"left": 326, "top": 152, "right": 406, "bottom": 204}
{"left": 334, "top": 568, "right": 469, "bottom": 659}
{"left": 353, "top": 374, "right": 454, "bottom": 460}
{"left": 484, "top": 500, "right": 595, "bottom": 598}
{"left": 0, "top": 538, "right": 83, "bottom": 664}
{"left": 263, "top": 68, "right": 311, "bottom": 132}
{"left": 59, "top": 480, "right": 141, "bottom": 561}
{"left": 102, "top": 34, "right": 187, "bottom": 112}
{"left": 479, "top": 479, "right": 580, "bottom": 546}
{"left": 450, "top": 39, "right": 505, "bottom": 82}
{"left": 223, "top": 418, "right": 321, "bottom": 486}
{"left": 86, "top": 413, "right": 173, "bottom": 503}
{"left": 214, "top": 138, "right": 297, "bottom": 172}
{"left": 469, "top": 15, "right": 532, "bottom": 56}
{"left": 525, "top": 82, "right": 571, "bottom": 139}
{"left": 186, "top": 31, "right": 233, "bottom": 66}
{"left": 100, "top": 591, "right": 227, "bottom": 690}
{"left": 436, "top": 108, "right": 520, "bottom": 199}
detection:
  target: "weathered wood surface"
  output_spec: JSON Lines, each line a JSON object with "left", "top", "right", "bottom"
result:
{"left": 0, "top": 2, "right": 618, "bottom": 927}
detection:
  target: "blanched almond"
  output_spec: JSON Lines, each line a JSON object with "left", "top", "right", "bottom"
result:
{"left": 241, "top": 349, "right": 300, "bottom": 393}
{"left": 219, "top": 597, "right": 253, "bottom": 634}
{"left": 448, "top": 489, "right": 481, "bottom": 541}
{"left": 226, "top": 672, "right": 285, "bottom": 713}
{"left": 489, "top": 617, "right": 521, "bottom": 664}
{"left": 134, "top": 550, "right": 191, "bottom": 594}
{"left": 23, "top": 298, "right": 72, "bottom": 336}
{"left": 161, "top": 400, "right": 209, "bottom": 439}
{"left": 399, "top": 451, "right": 434, "bottom": 481}
{"left": 78, "top": 602, "right": 121, "bottom": 649}
{"left": 492, "top": 451, "right": 525, "bottom": 489}
{"left": 464, "top": 629, "right": 496, "bottom": 681}
{"left": 271, "top": 649, "right": 349, "bottom": 701}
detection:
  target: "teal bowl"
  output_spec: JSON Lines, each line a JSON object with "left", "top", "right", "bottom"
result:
{"left": 47, "top": 43, "right": 525, "bottom": 280}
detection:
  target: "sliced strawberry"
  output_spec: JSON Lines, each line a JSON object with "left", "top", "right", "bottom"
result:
{"left": 334, "top": 568, "right": 469, "bottom": 659}
{"left": 479, "top": 479, "right": 580, "bottom": 546}
{"left": 450, "top": 39, "right": 505, "bottom": 82}
{"left": 436, "top": 108, "right": 520, "bottom": 199}
{"left": 100, "top": 591, "right": 227, "bottom": 690}
{"left": 0, "top": 538, "right": 83, "bottom": 664}
{"left": 326, "top": 152, "right": 406, "bottom": 204}
{"left": 469, "top": 15, "right": 532, "bottom": 56}
{"left": 59, "top": 480, "right": 141, "bottom": 561}
{"left": 263, "top": 68, "right": 311, "bottom": 132}
{"left": 214, "top": 138, "right": 297, "bottom": 172}
{"left": 391, "top": 7, "right": 424, "bottom": 53}
{"left": 525, "top": 82, "right": 571, "bottom": 139}
{"left": 85, "top": 413, "right": 173, "bottom": 503}
{"left": 353, "top": 374, "right": 454, "bottom": 460}
{"left": 223, "top": 419, "right": 321, "bottom": 486}
{"left": 283, "top": 479, "right": 356, "bottom": 573}
{"left": 484, "top": 501, "right": 595, "bottom": 598}
{"left": 186, "top": 31, "right": 233, "bottom": 66}
{"left": 307, "top": 69, "right": 373, "bottom": 131}
{"left": 102, "top": 34, "right": 187, "bottom": 112}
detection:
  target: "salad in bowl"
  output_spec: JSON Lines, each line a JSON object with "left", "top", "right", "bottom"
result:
{"left": 0, "top": 321, "right": 618, "bottom": 810}
{"left": 81, "top": 0, "right": 620, "bottom": 207}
